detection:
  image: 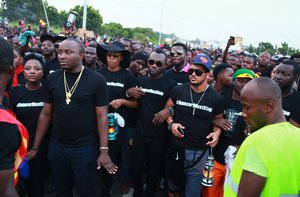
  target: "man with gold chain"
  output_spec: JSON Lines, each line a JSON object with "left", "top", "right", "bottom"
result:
{"left": 27, "top": 38, "right": 116, "bottom": 197}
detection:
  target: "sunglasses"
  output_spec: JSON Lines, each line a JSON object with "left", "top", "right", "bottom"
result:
{"left": 148, "top": 59, "right": 164, "bottom": 67}
{"left": 170, "top": 49, "right": 184, "bottom": 57}
{"left": 107, "top": 52, "right": 122, "bottom": 58}
{"left": 187, "top": 68, "right": 204, "bottom": 76}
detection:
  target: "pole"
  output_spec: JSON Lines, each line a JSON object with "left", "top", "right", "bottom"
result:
{"left": 82, "top": 0, "right": 87, "bottom": 29}
{"left": 158, "top": 1, "right": 163, "bottom": 45}
{"left": 42, "top": 0, "right": 51, "bottom": 30}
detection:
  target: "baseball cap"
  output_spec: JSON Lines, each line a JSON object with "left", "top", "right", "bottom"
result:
{"left": 192, "top": 53, "right": 212, "bottom": 72}
{"left": 233, "top": 68, "right": 255, "bottom": 80}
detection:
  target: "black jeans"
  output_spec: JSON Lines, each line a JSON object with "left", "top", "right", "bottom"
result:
{"left": 132, "top": 135, "right": 166, "bottom": 197}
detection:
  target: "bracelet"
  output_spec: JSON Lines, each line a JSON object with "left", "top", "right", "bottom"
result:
{"left": 31, "top": 147, "right": 38, "bottom": 151}
{"left": 169, "top": 107, "right": 174, "bottom": 116}
{"left": 99, "top": 146, "right": 109, "bottom": 151}
{"left": 125, "top": 90, "right": 130, "bottom": 98}
{"left": 168, "top": 121, "right": 175, "bottom": 131}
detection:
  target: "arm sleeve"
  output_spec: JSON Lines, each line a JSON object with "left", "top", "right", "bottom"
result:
{"left": 169, "top": 85, "right": 182, "bottom": 104}
{"left": 95, "top": 74, "right": 109, "bottom": 107}
{"left": 0, "top": 123, "right": 21, "bottom": 170}
{"left": 44, "top": 74, "right": 53, "bottom": 104}
{"left": 127, "top": 72, "right": 138, "bottom": 89}
{"left": 242, "top": 144, "right": 268, "bottom": 178}
{"left": 214, "top": 95, "right": 225, "bottom": 115}
{"left": 290, "top": 104, "right": 300, "bottom": 124}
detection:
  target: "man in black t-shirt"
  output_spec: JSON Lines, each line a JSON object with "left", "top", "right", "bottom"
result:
{"left": 204, "top": 68, "right": 255, "bottom": 197}
{"left": 128, "top": 49, "right": 177, "bottom": 197}
{"left": 27, "top": 39, "right": 116, "bottom": 197}
{"left": 165, "top": 43, "right": 191, "bottom": 85}
{"left": 0, "top": 37, "right": 23, "bottom": 197}
{"left": 271, "top": 60, "right": 300, "bottom": 127}
{"left": 165, "top": 53, "right": 224, "bottom": 197}
{"left": 212, "top": 63, "right": 234, "bottom": 94}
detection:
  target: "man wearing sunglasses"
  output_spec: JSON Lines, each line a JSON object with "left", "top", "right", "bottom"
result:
{"left": 164, "top": 53, "right": 224, "bottom": 197}
{"left": 165, "top": 42, "right": 191, "bottom": 85}
{"left": 128, "top": 49, "right": 177, "bottom": 197}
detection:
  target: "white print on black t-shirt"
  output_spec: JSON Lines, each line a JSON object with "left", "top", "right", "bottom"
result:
{"left": 16, "top": 102, "right": 44, "bottom": 107}
{"left": 107, "top": 82, "right": 124, "bottom": 88}
{"left": 176, "top": 100, "right": 212, "bottom": 112}
{"left": 141, "top": 88, "right": 164, "bottom": 96}
{"left": 283, "top": 110, "right": 291, "bottom": 116}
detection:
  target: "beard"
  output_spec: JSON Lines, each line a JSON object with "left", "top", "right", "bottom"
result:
{"left": 190, "top": 80, "right": 204, "bottom": 87}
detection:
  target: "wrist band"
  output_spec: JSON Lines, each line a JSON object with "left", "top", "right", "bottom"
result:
{"left": 169, "top": 107, "right": 174, "bottom": 116}
{"left": 99, "top": 146, "right": 109, "bottom": 151}
{"left": 168, "top": 121, "right": 175, "bottom": 131}
{"left": 31, "top": 147, "right": 38, "bottom": 151}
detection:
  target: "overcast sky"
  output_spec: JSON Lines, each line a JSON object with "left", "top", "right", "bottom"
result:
{"left": 44, "top": 0, "right": 300, "bottom": 48}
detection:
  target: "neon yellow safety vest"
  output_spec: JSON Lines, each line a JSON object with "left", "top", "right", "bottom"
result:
{"left": 224, "top": 122, "right": 300, "bottom": 197}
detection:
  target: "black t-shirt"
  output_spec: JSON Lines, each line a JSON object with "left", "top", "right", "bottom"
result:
{"left": 44, "top": 58, "right": 61, "bottom": 79}
{"left": 2, "top": 95, "right": 13, "bottom": 112}
{"left": 9, "top": 85, "right": 46, "bottom": 148}
{"left": 0, "top": 105, "right": 21, "bottom": 170}
{"left": 136, "top": 75, "right": 177, "bottom": 139}
{"left": 165, "top": 69, "right": 190, "bottom": 85}
{"left": 170, "top": 84, "right": 224, "bottom": 149}
{"left": 98, "top": 67, "right": 138, "bottom": 121}
{"left": 282, "top": 90, "right": 300, "bottom": 124}
{"left": 45, "top": 67, "right": 108, "bottom": 146}
{"left": 213, "top": 92, "right": 246, "bottom": 164}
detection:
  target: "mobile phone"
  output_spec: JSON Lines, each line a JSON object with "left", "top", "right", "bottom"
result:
{"left": 64, "top": 11, "right": 78, "bottom": 28}
{"left": 178, "top": 127, "right": 184, "bottom": 135}
{"left": 230, "top": 36, "right": 235, "bottom": 44}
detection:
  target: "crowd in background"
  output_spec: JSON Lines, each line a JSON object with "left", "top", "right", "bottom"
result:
{"left": 1, "top": 18, "right": 300, "bottom": 197}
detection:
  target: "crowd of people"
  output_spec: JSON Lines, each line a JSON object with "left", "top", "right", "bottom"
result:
{"left": 0, "top": 20, "right": 300, "bottom": 197}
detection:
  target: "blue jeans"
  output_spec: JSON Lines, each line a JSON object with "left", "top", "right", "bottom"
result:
{"left": 48, "top": 142, "right": 99, "bottom": 197}
{"left": 184, "top": 149, "right": 208, "bottom": 197}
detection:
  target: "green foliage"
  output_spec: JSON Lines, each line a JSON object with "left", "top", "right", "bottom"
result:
{"left": 71, "top": 5, "right": 103, "bottom": 33}
{"left": 1, "top": 0, "right": 44, "bottom": 23}
{"left": 257, "top": 42, "right": 276, "bottom": 55}
{"left": 102, "top": 22, "right": 124, "bottom": 37}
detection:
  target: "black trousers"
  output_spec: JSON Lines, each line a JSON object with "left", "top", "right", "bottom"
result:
{"left": 132, "top": 135, "right": 166, "bottom": 197}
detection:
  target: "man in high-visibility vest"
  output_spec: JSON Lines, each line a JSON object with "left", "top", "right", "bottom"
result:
{"left": 0, "top": 38, "right": 28, "bottom": 196}
{"left": 224, "top": 77, "right": 300, "bottom": 196}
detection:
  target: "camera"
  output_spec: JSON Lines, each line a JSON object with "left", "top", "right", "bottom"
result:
{"left": 64, "top": 11, "right": 78, "bottom": 28}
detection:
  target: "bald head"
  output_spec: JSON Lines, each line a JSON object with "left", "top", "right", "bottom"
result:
{"left": 241, "top": 77, "right": 282, "bottom": 105}
{"left": 240, "top": 77, "right": 285, "bottom": 131}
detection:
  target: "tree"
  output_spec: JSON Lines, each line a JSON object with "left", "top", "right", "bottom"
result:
{"left": 1, "top": 0, "right": 44, "bottom": 23}
{"left": 247, "top": 44, "right": 256, "bottom": 54}
{"left": 45, "top": 6, "right": 65, "bottom": 29}
{"left": 102, "top": 22, "right": 124, "bottom": 37}
{"left": 257, "top": 42, "right": 276, "bottom": 55}
{"left": 71, "top": 5, "right": 103, "bottom": 34}
{"left": 278, "top": 42, "right": 291, "bottom": 55}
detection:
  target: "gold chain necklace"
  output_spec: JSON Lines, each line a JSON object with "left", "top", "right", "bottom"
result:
{"left": 63, "top": 66, "right": 84, "bottom": 105}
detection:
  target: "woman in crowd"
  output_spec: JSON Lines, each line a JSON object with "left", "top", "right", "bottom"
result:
{"left": 97, "top": 41, "right": 138, "bottom": 196}
{"left": 9, "top": 52, "right": 50, "bottom": 197}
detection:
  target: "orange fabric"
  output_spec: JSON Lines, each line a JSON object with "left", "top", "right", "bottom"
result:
{"left": 12, "top": 63, "right": 23, "bottom": 87}
{"left": 0, "top": 108, "right": 29, "bottom": 185}
{"left": 202, "top": 160, "right": 226, "bottom": 197}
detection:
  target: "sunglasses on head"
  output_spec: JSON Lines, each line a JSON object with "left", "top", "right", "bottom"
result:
{"left": 187, "top": 68, "right": 204, "bottom": 76}
{"left": 148, "top": 59, "right": 164, "bottom": 67}
{"left": 170, "top": 49, "right": 184, "bottom": 57}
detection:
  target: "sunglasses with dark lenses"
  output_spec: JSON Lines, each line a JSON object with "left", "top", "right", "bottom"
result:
{"left": 148, "top": 59, "right": 164, "bottom": 67}
{"left": 187, "top": 68, "right": 204, "bottom": 76}
{"left": 170, "top": 49, "right": 184, "bottom": 57}
{"left": 107, "top": 52, "right": 122, "bottom": 58}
